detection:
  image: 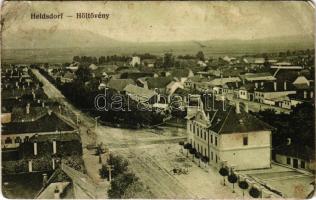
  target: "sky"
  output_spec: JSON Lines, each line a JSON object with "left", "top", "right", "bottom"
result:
{"left": 2, "top": 1, "right": 315, "bottom": 42}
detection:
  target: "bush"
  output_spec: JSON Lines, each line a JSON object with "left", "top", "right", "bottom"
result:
{"left": 107, "top": 154, "right": 129, "bottom": 178}
{"left": 108, "top": 172, "right": 139, "bottom": 198}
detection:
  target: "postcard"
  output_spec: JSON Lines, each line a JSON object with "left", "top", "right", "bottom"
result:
{"left": 1, "top": 1, "right": 315, "bottom": 199}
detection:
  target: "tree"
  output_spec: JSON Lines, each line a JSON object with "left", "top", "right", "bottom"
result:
{"left": 108, "top": 172, "right": 139, "bottom": 198}
{"left": 73, "top": 56, "right": 80, "bottom": 62}
{"left": 219, "top": 167, "right": 229, "bottom": 186}
{"left": 183, "top": 143, "right": 192, "bottom": 157}
{"left": 121, "top": 179, "right": 152, "bottom": 198}
{"left": 196, "top": 51, "right": 205, "bottom": 61}
{"left": 162, "top": 53, "right": 175, "bottom": 68}
{"left": 107, "top": 154, "right": 129, "bottom": 177}
{"left": 228, "top": 173, "right": 238, "bottom": 193}
{"left": 99, "top": 164, "right": 108, "bottom": 179}
{"left": 75, "top": 63, "right": 92, "bottom": 83}
{"left": 189, "top": 148, "right": 197, "bottom": 161}
{"left": 249, "top": 187, "right": 260, "bottom": 198}
{"left": 238, "top": 180, "right": 249, "bottom": 197}
{"left": 194, "top": 152, "right": 202, "bottom": 167}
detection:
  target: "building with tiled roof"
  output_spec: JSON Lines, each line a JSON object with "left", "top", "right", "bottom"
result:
{"left": 274, "top": 143, "right": 315, "bottom": 172}
{"left": 123, "top": 84, "right": 157, "bottom": 103}
{"left": 186, "top": 96, "right": 273, "bottom": 170}
{"left": 1, "top": 112, "right": 76, "bottom": 149}
{"left": 106, "top": 78, "right": 135, "bottom": 92}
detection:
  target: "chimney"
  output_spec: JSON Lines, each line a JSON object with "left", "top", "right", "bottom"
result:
{"left": 255, "top": 82, "right": 258, "bottom": 88}
{"left": 26, "top": 103, "right": 30, "bottom": 114}
{"left": 283, "top": 81, "right": 287, "bottom": 90}
{"left": 273, "top": 82, "right": 277, "bottom": 91}
{"left": 235, "top": 81, "right": 239, "bottom": 88}
{"left": 261, "top": 82, "right": 264, "bottom": 87}
{"left": 42, "top": 101, "right": 45, "bottom": 107}
{"left": 304, "top": 91, "right": 307, "bottom": 99}
{"left": 235, "top": 102, "right": 240, "bottom": 114}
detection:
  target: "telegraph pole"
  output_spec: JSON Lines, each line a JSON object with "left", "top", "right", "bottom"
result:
{"left": 94, "top": 116, "right": 101, "bottom": 131}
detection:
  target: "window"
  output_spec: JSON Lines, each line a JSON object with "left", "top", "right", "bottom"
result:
{"left": 5, "top": 137, "right": 12, "bottom": 144}
{"left": 211, "top": 135, "right": 213, "bottom": 144}
{"left": 301, "top": 161, "right": 305, "bottom": 169}
{"left": 200, "top": 129, "right": 203, "bottom": 138}
{"left": 197, "top": 127, "right": 199, "bottom": 136}
{"left": 193, "top": 125, "right": 195, "bottom": 134}
{"left": 190, "top": 124, "right": 192, "bottom": 132}
{"left": 243, "top": 136, "right": 248, "bottom": 145}
{"left": 287, "top": 157, "right": 291, "bottom": 165}
{"left": 215, "top": 137, "right": 217, "bottom": 146}
{"left": 204, "top": 148, "right": 207, "bottom": 156}
{"left": 204, "top": 132, "right": 206, "bottom": 140}
{"left": 216, "top": 155, "right": 218, "bottom": 163}
{"left": 15, "top": 137, "right": 22, "bottom": 143}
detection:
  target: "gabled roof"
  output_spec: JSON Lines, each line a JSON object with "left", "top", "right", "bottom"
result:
{"left": 241, "top": 72, "right": 276, "bottom": 81}
{"left": 209, "top": 77, "right": 241, "bottom": 86}
{"left": 2, "top": 112, "right": 75, "bottom": 135}
{"left": 146, "top": 77, "right": 174, "bottom": 89}
{"left": 107, "top": 79, "right": 135, "bottom": 91}
{"left": 197, "top": 98, "right": 273, "bottom": 134}
{"left": 124, "top": 84, "right": 156, "bottom": 100}
{"left": 11, "top": 106, "right": 48, "bottom": 122}
{"left": 208, "top": 106, "right": 273, "bottom": 134}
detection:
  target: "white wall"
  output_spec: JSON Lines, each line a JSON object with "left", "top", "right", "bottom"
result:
{"left": 219, "top": 131, "right": 271, "bottom": 170}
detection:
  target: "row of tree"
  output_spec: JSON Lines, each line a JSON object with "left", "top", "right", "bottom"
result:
{"left": 179, "top": 141, "right": 263, "bottom": 198}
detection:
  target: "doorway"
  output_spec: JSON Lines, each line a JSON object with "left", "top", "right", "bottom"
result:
{"left": 293, "top": 159, "right": 298, "bottom": 168}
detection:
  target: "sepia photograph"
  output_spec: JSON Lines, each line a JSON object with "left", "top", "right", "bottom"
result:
{"left": 1, "top": 1, "right": 315, "bottom": 199}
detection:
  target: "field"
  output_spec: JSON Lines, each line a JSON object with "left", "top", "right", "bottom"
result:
{"left": 2, "top": 39, "right": 313, "bottom": 64}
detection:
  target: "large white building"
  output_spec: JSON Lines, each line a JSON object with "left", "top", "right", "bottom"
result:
{"left": 186, "top": 98, "right": 273, "bottom": 170}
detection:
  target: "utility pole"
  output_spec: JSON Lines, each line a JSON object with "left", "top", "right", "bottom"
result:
{"left": 94, "top": 116, "right": 100, "bottom": 131}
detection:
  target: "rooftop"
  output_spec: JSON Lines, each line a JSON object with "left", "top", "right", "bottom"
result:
{"left": 2, "top": 112, "right": 75, "bottom": 135}
{"left": 124, "top": 84, "right": 156, "bottom": 100}
{"left": 106, "top": 78, "right": 135, "bottom": 91}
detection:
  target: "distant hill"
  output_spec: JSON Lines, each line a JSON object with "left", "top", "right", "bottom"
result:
{"left": 3, "top": 29, "right": 314, "bottom": 51}
{"left": 2, "top": 29, "right": 125, "bottom": 49}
